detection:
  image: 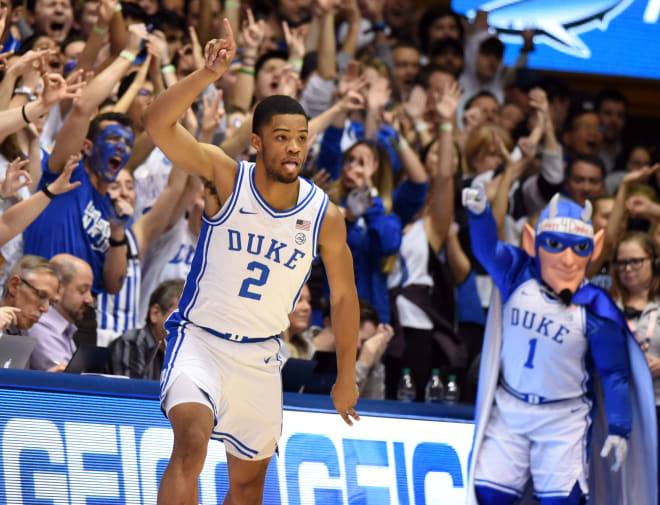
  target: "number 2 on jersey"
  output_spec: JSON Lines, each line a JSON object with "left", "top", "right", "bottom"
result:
{"left": 238, "top": 261, "right": 270, "bottom": 300}
{"left": 524, "top": 338, "right": 537, "bottom": 369}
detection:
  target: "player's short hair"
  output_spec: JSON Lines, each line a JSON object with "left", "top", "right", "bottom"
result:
{"left": 252, "top": 95, "right": 308, "bottom": 135}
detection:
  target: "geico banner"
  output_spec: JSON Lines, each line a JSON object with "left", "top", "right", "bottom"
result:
{"left": 0, "top": 387, "right": 474, "bottom": 504}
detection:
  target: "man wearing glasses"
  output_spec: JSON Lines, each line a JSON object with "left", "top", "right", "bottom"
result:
{"left": 0, "top": 255, "right": 60, "bottom": 334}
{"left": 28, "top": 254, "right": 94, "bottom": 372}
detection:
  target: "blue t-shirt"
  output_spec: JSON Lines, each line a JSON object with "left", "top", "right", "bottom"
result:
{"left": 24, "top": 156, "right": 113, "bottom": 293}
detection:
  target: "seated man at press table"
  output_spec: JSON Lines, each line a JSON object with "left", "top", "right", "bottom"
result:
{"left": 28, "top": 254, "right": 94, "bottom": 372}
{"left": 0, "top": 255, "right": 60, "bottom": 336}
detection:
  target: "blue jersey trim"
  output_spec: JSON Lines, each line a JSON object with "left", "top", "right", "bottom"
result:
{"left": 203, "top": 161, "right": 243, "bottom": 225}
{"left": 212, "top": 431, "right": 258, "bottom": 455}
{"left": 535, "top": 490, "right": 573, "bottom": 497}
{"left": 161, "top": 316, "right": 187, "bottom": 395}
{"left": 197, "top": 323, "right": 279, "bottom": 343}
{"left": 200, "top": 387, "right": 218, "bottom": 426}
{"left": 248, "top": 165, "right": 316, "bottom": 218}
{"left": 312, "top": 193, "right": 329, "bottom": 258}
{"left": 474, "top": 479, "right": 522, "bottom": 497}
{"left": 290, "top": 266, "right": 312, "bottom": 313}
{"left": 210, "top": 434, "right": 255, "bottom": 459}
{"left": 181, "top": 223, "right": 213, "bottom": 319}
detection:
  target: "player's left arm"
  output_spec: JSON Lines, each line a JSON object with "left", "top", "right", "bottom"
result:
{"left": 587, "top": 313, "right": 633, "bottom": 437}
{"left": 319, "top": 201, "right": 360, "bottom": 426}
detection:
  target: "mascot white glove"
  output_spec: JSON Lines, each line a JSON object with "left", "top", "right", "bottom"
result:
{"left": 600, "top": 434, "right": 628, "bottom": 472}
{"left": 462, "top": 184, "right": 487, "bottom": 214}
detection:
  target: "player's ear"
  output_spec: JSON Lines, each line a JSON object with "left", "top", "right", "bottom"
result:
{"left": 250, "top": 133, "right": 262, "bottom": 153}
{"left": 522, "top": 223, "right": 536, "bottom": 257}
{"left": 592, "top": 229, "right": 605, "bottom": 261}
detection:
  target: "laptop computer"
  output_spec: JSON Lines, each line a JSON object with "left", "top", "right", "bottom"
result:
{"left": 64, "top": 345, "right": 111, "bottom": 374}
{"left": 0, "top": 333, "right": 37, "bottom": 369}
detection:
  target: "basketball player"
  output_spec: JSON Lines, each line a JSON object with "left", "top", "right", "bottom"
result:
{"left": 143, "top": 20, "right": 360, "bottom": 505}
{"left": 462, "top": 189, "right": 656, "bottom": 505}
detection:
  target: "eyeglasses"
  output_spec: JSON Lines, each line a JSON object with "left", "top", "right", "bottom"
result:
{"left": 20, "top": 277, "right": 54, "bottom": 306}
{"left": 613, "top": 257, "right": 651, "bottom": 271}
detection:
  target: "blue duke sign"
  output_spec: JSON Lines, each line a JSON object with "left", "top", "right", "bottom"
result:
{"left": 0, "top": 379, "right": 474, "bottom": 504}
{"left": 451, "top": 0, "right": 660, "bottom": 79}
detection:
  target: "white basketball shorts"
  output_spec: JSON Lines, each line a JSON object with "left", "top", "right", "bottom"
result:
{"left": 474, "top": 386, "right": 592, "bottom": 499}
{"left": 160, "top": 318, "right": 283, "bottom": 461}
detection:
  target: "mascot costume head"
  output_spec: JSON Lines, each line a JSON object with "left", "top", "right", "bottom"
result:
{"left": 521, "top": 193, "right": 605, "bottom": 304}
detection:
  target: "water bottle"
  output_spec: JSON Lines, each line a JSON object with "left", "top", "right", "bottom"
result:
{"left": 445, "top": 374, "right": 459, "bottom": 404}
{"left": 425, "top": 369, "right": 445, "bottom": 403}
{"left": 397, "top": 368, "right": 416, "bottom": 402}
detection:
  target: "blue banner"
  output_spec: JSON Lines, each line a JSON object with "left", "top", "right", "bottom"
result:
{"left": 451, "top": 0, "right": 660, "bottom": 79}
{"left": 0, "top": 372, "right": 475, "bottom": 504}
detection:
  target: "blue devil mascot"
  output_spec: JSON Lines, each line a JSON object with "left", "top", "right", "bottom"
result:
{"left": 463, "top": 188, "right": 656, "bottom": 505}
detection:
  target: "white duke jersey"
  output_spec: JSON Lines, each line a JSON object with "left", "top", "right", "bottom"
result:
{"left": 178, "top": 161, "right": 329, "bottom": 341}
{"left": 501, "top": 277, "right": 588, "bottom": 400}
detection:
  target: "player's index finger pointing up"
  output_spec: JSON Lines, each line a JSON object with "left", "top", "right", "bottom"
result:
{"left": 222, "top": 18, "right": 235, "bottom": 49}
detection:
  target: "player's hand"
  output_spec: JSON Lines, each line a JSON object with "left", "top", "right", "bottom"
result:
{"left": 462, "top": 184, "right": 487, "bottom": 214}
{"left": 331, "top": 379, "right": 360, "bottom": 426}
{"left": 600, "top": 434, "right": 628, "bottom": 472}
{"left": 204, "top": 19, "right": 236, "bottom": 78}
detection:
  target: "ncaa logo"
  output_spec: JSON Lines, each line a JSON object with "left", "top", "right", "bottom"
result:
{"left": 295, "top": 233, "right": 306, "bottom": 245}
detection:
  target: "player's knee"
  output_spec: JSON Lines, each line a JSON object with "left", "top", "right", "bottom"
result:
{"left": 475, "top": 484, "right": 518, "bottom": 505}
{"left": 171, "top": 425, "right": 210, "bottom": 471}
{"left": 228, "top": 476, "right": 265, "bottom": 505}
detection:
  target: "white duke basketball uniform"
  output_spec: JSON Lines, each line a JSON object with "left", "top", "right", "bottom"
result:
{"left": 475, "top": 277, "right": 592, "bottom": 497}
{"left": 161, "top": 161, "right": 329, "bottom": 459}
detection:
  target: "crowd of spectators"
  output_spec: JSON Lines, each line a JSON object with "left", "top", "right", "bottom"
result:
{"left": 0, "top": 0, "right": 658, "bottom": 410}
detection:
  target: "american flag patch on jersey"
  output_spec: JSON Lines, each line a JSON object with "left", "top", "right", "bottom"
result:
{"left": 296, "top": 219, "right": 311, "bottom": 231}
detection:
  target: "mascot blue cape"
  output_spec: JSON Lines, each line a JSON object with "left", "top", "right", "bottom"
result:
{"left": 465, "top": 196, "right": 657, "bottom": 505}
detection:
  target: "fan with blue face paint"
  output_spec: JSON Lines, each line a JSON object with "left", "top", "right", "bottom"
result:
{"left": 88, "top": 123, "right": 135, "bottom": 183}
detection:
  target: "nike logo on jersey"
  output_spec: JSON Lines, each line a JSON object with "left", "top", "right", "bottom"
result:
{"left": 264, "top": 356, "right": 271, "bottom": 364}
{"left": 239, "top": 208, "right": 258, "bottom": 215}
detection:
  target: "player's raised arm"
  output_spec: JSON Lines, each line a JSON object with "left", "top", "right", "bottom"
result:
{"left": 143, "top": 18, "right": 238, "bottom": 185}
{"left": 318, "top": 201, "right": 360, "bottom": 425}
